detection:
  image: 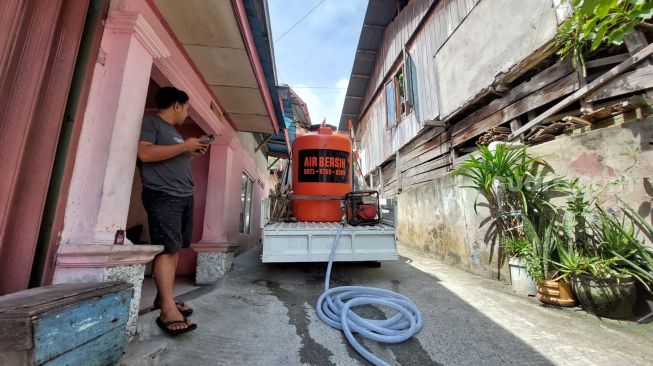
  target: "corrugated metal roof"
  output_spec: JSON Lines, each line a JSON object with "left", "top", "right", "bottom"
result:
{"left": 265, "top": 85, "right": 311, "bottom": 157}
{"left": 244, "top": 0, "right": 285, "bottom": 131}
{"left": 339, "top": 0, "right": 398, "bottom": 131}
{"left": 266, "top": 86, "right": 293, "bottom": 157}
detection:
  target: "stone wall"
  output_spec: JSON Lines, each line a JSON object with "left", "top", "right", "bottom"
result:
{"left": 397, "top": 174, "right": 503, "bottom": 279}
{"left": 397, "top": 117, "right": 653, "bottom": 281}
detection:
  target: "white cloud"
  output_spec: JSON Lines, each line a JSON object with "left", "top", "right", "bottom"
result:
{"left": 291, "top": 85, "right": 323, "bottom": 124}
{"left": 269, "top": 0, "right": 366, "bottom": 130}
{"left": 292, "top": 78, "right": 349, "bottom": 129}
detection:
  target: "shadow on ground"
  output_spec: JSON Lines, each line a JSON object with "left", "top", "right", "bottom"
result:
{"left": 173, "top": 245, "right": 555, "bottom": 366}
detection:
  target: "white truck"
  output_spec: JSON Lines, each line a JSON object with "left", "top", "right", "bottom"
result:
{"left": 260, "top": 197, "right": 398, "bottom": 263}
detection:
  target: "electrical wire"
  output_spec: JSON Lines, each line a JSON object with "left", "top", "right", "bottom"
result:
{"left": 274, "top": 0, "right": 326, "bottom": 43}
{"left": 289, "top": 86, "right": 347, "bottom": 90}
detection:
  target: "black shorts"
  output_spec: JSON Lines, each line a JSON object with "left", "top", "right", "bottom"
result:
{"left": 141, "top": 187, "right": 194, "bottom": 254}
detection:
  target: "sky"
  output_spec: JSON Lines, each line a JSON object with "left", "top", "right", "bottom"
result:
{"left": 268, "top": 0, "right": 368, "bottom": 127}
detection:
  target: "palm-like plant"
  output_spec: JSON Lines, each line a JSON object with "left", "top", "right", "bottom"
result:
{"left": 453, "top": 144, "right": 566, "bottom": 241}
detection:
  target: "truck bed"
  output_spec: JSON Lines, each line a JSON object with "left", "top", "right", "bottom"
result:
{"left": 261, "top": 221, "right": 398, "bottom": 263}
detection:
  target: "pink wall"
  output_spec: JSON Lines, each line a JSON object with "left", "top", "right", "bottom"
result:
{"left": 130, "top": 0, "right": 271, "bottom": 251}
{"left": 55, "top": 0, "right": 272, "bottom": 285}
{"left": 117, "top": 0, "right": 230, "bottom": 136}
{"left": 199, "top": 136, "right": 268, "bottom": 251}
{"left": 0, "top": 0, "right": 89, "bottom": 294}
{"left": 230, "top": 140, "right": 267, "bottom": 249}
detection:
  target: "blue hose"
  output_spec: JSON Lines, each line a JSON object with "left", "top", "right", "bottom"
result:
{"left": 316, "top": 222, "right": 423, "bottom": 366}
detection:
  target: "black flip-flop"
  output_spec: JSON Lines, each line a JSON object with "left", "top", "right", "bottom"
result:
{"left": 156, "top": 317, "right": 197, "bottom": 336}
{"left": 152, "top": 297, "right": 194, "bottom": 316}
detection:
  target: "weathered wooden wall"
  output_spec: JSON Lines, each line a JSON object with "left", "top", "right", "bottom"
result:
{"left": 359, "top": 0, "right": 479, "bottom": 177}
{"left": 435, "top": 0, "right": 559, "bottom": 118}
{"left": 358, "top": 0, "right": 653, "bottom": 202}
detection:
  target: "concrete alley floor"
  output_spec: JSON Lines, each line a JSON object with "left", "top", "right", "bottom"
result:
{"left": 127, "top": 243, "right": 653, "bottom": 365}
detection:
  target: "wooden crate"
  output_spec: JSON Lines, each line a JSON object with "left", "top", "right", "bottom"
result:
{"left": 0, "top": 282, "right": 133, "bottom": 365}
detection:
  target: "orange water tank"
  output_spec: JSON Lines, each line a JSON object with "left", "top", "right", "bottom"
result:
{"left": 292, "top": 126, "right": 352, "bottom": 222}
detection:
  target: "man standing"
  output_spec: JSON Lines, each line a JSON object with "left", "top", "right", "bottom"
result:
{"left": 138, "top": 86, "right": 207, "bottom": 335}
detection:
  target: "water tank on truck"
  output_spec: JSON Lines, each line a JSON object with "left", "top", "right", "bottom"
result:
{"left": 292, "top": 125, "right": 352, "bottom": 222}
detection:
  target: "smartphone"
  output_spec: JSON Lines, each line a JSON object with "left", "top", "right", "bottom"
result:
{"left": 200, "top": 134, "right": 215, "bottom": 144}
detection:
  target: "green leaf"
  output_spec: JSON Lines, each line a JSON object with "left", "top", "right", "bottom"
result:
{"left": 581, "top": 16, "right": 599, "bottom": 35}
{"left": 591, "top": 23, "right": 608, "bottom": 50}
{"left": 632, "top": 3, "right": 653, "bottom": 20}
{"left": 578, "top": 0, "right": 600, "bottom": 16}
{"left": 595, "top": 0, "right": 618, "bottom": 18}
{"left": 607, "top": 23, "right": 635, "bottom": 45}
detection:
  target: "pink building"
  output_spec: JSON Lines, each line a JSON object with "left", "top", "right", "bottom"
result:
{"left": 0, "top": 0, "right": 287, "bottom": 336}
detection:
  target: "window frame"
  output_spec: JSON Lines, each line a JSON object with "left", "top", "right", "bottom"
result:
{"left": 239, "top": 170, "right": 254, "bottom": 234}
{"left": 384, "top": 57, "right": 413, "bottom": 130}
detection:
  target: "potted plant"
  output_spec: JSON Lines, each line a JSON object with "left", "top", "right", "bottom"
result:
{"left": 502, "top": 236, "right": 537, "bottom": 296}
{"left": 519, "top": 213, "right": 577, "bottom": 307}
{"left": 554, "top": 201, "right": 653, "bottom": 319}
{"left": 454, "top": 144, "right": 567, "bottom": 295}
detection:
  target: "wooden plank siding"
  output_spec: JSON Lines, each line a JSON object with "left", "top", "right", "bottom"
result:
{"left": 586, "top": 65, "right": 653, "bottom": 102}
{"left": 357, "top": 0, "right": 482, "bottom": 197}
{"left": 359, "top": 0, "right": 479, "bottom": 176}
{"left": 359, "top": 1, "right": 653, "bottom": 197}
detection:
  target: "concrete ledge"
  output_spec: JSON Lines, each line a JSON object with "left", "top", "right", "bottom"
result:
{"left": 53, "top": 245, "right": 162, "bottom": 340}
{"left": 56, "top": 244, "right": 163, "bottom": 267}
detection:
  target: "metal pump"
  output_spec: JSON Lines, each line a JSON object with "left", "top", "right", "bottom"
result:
{"left": 344, "top": 190, "right": 380, "bottom": 226}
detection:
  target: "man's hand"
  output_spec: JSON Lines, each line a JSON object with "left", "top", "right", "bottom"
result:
{"left": 138, "top": 137, "right": 207, "bottom": 163}
{"left": 183, "top": 137, "right": 207, "bottom": 152}
{"left": 191, "top": 145, "right": 208, "bottom": 157}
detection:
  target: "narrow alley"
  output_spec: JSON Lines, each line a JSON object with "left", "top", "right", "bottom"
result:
{"left": 127, "top": 243, "right": 653, "bottom": 365}
{"left": 1, "top": 1, "right": 653, "bottom": 365}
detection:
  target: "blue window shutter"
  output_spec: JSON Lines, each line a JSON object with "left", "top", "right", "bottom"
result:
{"left": 406, "top": 53, "right": 418, "bottom": 110}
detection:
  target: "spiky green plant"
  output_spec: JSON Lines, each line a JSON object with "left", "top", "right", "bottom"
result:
{"left": 522, "top": 214, "right": 563, "bottom": 284}
{"left": 453, "top": 144, "right": 567, "bottom": 241}
{"left": 554, "top": 202, "right": 653, "bottom": 291}
{"left": 502, "top": 236, "right": 530, "bottom": 258}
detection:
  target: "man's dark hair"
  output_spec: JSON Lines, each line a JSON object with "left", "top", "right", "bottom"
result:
{"left": 155, "top": 86, "right": 189, "bottom": 109}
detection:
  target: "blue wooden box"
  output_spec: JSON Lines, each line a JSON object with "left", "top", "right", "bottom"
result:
{"left": 0, "top": 282, "right": 133, "bottom": 365}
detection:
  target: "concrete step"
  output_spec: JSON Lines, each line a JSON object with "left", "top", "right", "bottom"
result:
{"left": 118, "top": 338, "right": 169, "bottom": 366}
{"left": 134, "top": 311, "right": 166, "bottom": 341}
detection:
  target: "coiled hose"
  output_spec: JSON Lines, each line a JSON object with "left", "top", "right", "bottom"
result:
{"left": 316, "top": 222, "right": 423, "bottom": 366}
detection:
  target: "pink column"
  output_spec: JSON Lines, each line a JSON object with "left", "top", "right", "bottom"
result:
{"left": 196, "top": 136, "right": 243, "bottom": 248}
{"left": 193, "top": 135, "right": 240, "bottom": 284}
{"left": 54, "top": 10, "right": 169, "bottom": 282}
{"left": 52, "top": 10, "right": 175, "bottom": 337}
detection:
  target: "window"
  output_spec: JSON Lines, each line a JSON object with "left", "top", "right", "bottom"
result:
{"left": 396, "top": 68, "right": 407, "bottom": 117}
{"left": 239, "top": 171, "right": 254, "bottom": 234}
{"left": 385, "top": 80, "right": 396, "bottom": 129}
{"left": 406, "top": 52, "right": 418, "bottom": 110}
{"left": 385, "top": 60, "right": 415, "bottom": 129}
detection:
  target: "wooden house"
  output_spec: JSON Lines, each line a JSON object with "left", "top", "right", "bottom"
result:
{"left": 340, "top": 0, "right": 653, "bottom": 279}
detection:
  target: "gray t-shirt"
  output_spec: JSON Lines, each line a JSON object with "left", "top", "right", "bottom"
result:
{"left": 139, "top": 115, "right": 194, "bottom": 197}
